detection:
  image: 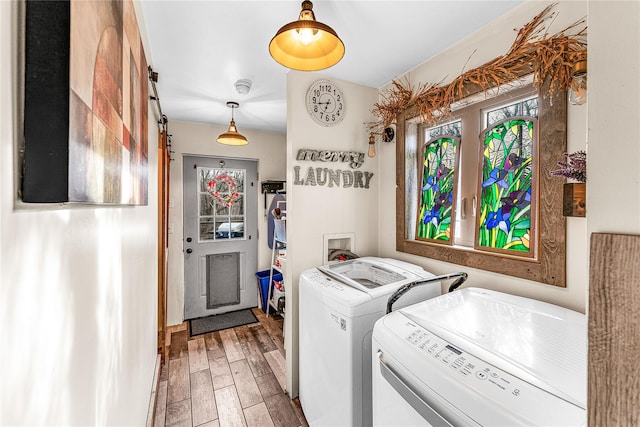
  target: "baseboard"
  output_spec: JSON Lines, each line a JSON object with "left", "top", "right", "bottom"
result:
{"left": 146, "top": 355, "right": 162, "bottom": 427}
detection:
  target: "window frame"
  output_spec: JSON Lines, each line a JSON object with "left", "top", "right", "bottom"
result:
{"left": 395, "top": 79, "right": 567, "bottom": 287}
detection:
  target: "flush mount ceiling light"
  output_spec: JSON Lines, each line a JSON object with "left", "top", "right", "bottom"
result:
{"left": 217, "top": 101, "right": 248, "bottom": 146}
{"left": 269, "top": 0, "right": 345, "bottom": 71}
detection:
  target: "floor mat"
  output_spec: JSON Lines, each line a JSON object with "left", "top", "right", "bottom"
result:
{"left": 190, "top": 308, "right": 258, "bottom": 336}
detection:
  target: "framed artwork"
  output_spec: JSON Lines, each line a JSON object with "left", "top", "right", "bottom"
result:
{"left": 23, "top": 0, "right": 148, "bottom": 205}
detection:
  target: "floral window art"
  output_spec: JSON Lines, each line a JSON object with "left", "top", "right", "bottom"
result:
{"left": 477, "top": 112, "right": 538, "bottom": 256}
{"left": 416, "top": 129, "right": 460, "bottom": 244}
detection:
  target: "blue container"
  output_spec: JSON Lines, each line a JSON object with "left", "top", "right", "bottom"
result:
{"left": 255, "top": 270, "right": 282, "bottom": 313}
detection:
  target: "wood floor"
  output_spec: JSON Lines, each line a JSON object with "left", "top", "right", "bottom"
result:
{"left": 154, "top": 309, "right": 308, "bottom": 427}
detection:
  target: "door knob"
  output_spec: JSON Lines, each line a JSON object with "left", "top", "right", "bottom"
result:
{"left": 186, "top": 237, "right": 192, "bottom": 242}
{"left": 186, "top": 248, "right": 193, "bottom": 254}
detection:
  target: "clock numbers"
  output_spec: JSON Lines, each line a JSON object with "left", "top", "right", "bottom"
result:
{"left": 306, "top": 79, "right": 346, "bottom": 127}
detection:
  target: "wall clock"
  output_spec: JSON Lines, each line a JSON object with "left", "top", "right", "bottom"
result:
{"left": 382, "top": 125, "right": 396, "bottom": 143}
{"left": 306, "top": 79, "right": 346, "bottom": 127}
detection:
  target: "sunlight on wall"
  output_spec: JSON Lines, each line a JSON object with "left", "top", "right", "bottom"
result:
{"left": 94, "top": 209, "right": 124, "bottom": 425}
{"left": 2, "top": 214, "right": 76, "bottom": 424}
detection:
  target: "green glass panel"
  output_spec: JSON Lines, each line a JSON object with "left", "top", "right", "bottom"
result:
{"left": 416, "top": 136, "right": 458, "bottom": 242}
{"left": 478, "top": 117, "right": 536, "bottom": 253}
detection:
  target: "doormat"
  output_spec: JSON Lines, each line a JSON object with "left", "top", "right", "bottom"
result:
{"left": 190, "top": 309, "right": 258, "bottom": 336}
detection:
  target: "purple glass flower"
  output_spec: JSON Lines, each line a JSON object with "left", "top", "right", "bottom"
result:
{"left": 501, "top": 189, "right": 529, "bottom": 215}
{"left": 485, "top": 208, "right": 511, "bottom": 234}
{"left": 504, "top": 153, "right": 525, "bottom": 172}
{"left": 483, "top": 168, "right": 509, "bottom": 188}
{"left": 422, "top": 206, "right": 439, "bottom": 227}
{"left": 422, "top": 175, "right": 439, "bottom": 192}
{"left": 436, "top": 164, "right": 452, "bottom": 178}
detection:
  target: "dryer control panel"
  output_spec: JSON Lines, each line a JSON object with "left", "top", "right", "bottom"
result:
{"left": 376, "top": 314, "right": 586, "bottom": 426}
{"left": 403, "top": 323, "right": 528, "bottom": 400}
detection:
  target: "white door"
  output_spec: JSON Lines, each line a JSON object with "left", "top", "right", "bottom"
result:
{"left": 183, "top": 156, "right": 258, "bottom": 320}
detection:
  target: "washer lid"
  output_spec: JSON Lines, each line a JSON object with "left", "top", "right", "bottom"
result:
{"left": 399, "top": 287, "right": 587, "bottom": 408}
{"left": 317, "top": 257, "right": 422, "bottom": 296}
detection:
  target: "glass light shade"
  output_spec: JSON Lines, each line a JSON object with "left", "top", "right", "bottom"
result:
{"left": 217, "top": 119, "right": 248, "bottom": 146}
{"left": 569, "top": 74, "right": 587, "bottom": 105}
{"left": 368, "top": 134, "right": 376, "bottom": 158}
{"left": 569, "top": 60, "right": 587, "bottom": 105}
{"left": 269, "top": 1, "right": 345, "bottom": 71}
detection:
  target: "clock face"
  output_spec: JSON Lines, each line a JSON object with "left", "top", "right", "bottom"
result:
{"left": 383, "top": 126, "right": 395, "bottom": 143}
{"left": 306, "top": 79, "right": 346, "bottom": 127}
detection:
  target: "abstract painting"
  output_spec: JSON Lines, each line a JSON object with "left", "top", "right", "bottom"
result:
{"left": 23, "top": 0, "right": 148, "bottom": 205}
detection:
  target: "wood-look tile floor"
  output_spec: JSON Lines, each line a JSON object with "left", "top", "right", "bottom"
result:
{"left": 154, "top": 309, "right": 308, "bottom": 427}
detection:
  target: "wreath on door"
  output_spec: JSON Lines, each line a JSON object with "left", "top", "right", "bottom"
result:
{"left": 207, "top": 174, "right": 240, "bottom": 207}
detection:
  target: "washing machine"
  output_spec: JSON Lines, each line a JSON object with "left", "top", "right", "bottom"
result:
{"left": 372, "top": 287, "right": 587, "bottom": 426}
{"left": 299, "top": 257, "right": 441, "bottom": 427}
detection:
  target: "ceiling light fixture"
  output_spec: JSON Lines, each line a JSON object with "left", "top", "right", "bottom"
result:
{"left": 217, "top": 101, "right": 248, "bottom": 146}
{"left": 269, "top": 0, "right": 345, "bottom": 71}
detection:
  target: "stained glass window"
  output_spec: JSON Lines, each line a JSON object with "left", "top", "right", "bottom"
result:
{"left": 476, "top": 104, "right": 537, "bottom": 255}
{"left": 416, "top": 121, "right": 461, "bottom": 243}
{"left": 198, "top": 168, "right": 246, "bottom": 241}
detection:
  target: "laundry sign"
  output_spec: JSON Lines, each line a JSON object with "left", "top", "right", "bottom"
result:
{"left": 293, "top": 166, "right": 374, "bottom": 189}
{"left": 294, "top": 148, "right": 374, "bottom": 189}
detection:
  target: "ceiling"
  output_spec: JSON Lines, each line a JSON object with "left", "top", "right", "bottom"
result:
{"left": 139, "top": 1, "right": 523, "bottom": 134}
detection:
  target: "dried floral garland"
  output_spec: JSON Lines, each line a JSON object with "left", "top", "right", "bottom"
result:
{"left": 207, "top": 174, "right": 240, "bottom": 207}
{"left": 370, "top": 4, "right": 587, "bottom": 132}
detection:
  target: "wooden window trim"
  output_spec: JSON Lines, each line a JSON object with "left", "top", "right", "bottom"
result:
{"left": 395, "top": 79, "right": 567, "bottom": 287}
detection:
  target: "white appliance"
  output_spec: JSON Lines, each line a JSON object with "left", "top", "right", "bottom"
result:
{"left": 372, "top": 287, "right": 587, "bottom": 426}
{"left": 299, "top": 257, "right": 441, "bottom": 427}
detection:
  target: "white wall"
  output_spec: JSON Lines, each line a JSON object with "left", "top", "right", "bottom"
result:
{"left": 286, "top": 71, "right": 379, "bottom": 396}
{"left": 587, "top": 0, "right": 640, "bottom": 237}
{"left": 166, "top": 120, "right": 286, "bottom": 326}
{"left": 377, "top": 1, "right": 589, "bottom": 312}
{"left": 0, "top": 1, "right": 158, "bottom": 425}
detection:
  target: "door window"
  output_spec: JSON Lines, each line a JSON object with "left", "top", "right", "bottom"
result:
{"left": 198, "top": 168, "right": 246, "bottom": 241}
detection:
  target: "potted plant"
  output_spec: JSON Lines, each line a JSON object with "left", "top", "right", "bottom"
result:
{"left": 551, "top": 151, "right": 586, "bottom": 217}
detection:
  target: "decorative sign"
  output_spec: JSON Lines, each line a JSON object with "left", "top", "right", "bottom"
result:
{"left": 293, "top": 166, "right": 374, "bottom": 189}
{"left": 296, "top": 149, "right": 365, "bottom": 169}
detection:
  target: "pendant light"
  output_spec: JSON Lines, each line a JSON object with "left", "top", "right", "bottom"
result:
{"left": 269, "top": 0, "right": 345, "bottom": 71}
{"left": 217, "top": 102, "right": 248, "bottom": 146}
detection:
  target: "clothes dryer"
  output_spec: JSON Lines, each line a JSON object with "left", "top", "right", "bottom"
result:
{"left": 372, "top": 287, "right": 587, "bottom": 426}
{"left": 299, "top": 257, "right": 441, "bottom": 427}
